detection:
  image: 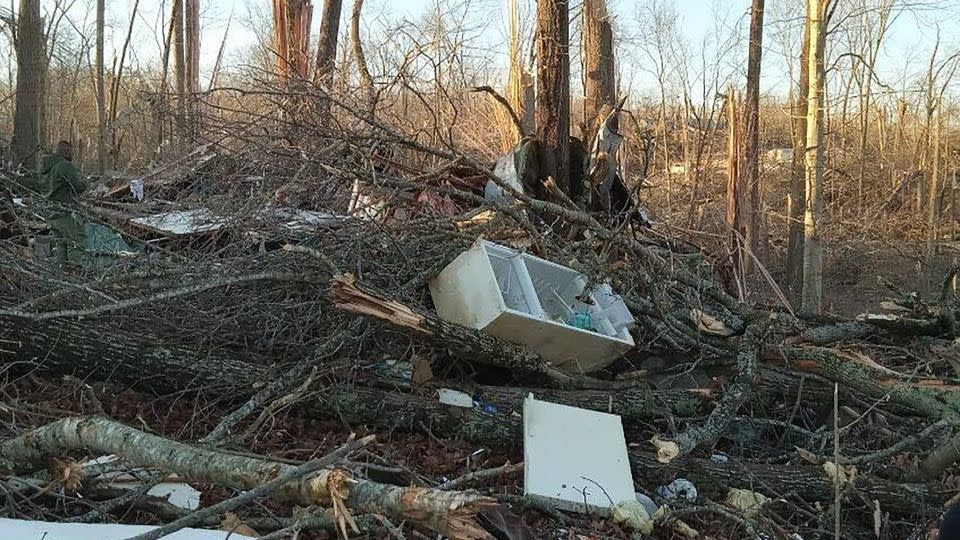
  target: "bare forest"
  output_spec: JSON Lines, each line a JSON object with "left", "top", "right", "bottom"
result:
{"left": 5, "top": 0, "right": 960, "bottom": 539}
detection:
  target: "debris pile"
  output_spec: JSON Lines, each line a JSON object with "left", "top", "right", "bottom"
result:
{"left": 1, "top": 98, "right": 959, "bottom": 539}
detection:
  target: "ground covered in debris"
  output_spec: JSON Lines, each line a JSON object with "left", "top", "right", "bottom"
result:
{"left": 3, "top": 85, "right": 960, "bottom": 540}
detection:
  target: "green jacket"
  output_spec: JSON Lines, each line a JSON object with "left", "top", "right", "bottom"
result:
{"left": 40, "top": 154, "right": 87, "bottom": 204}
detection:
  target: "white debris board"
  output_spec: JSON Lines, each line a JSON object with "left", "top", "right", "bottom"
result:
{"left": 523, "top": 395, "right": 635, "bottom": 513}
{"left": 0, "top": 518, "right": 254, "bottom": 540}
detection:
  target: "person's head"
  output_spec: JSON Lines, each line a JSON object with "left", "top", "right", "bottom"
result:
{"left": 55, "top": 140, "right": 73, "bottom": 161}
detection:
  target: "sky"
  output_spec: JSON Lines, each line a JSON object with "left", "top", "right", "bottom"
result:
{"left": 14, "top": 0, "right": 960, "bottom": 102}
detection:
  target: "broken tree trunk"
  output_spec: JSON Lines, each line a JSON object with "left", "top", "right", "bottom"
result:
{"left": 582, "top": 0, "right": 616, "bottom": 140}
{"left": 534, "top": 0, "right": 571, "bottom": 196}
{"left": 328, "top": 273, "right": 595, "bottom": 385}
{"left": 0, "top": 416, "right": 495, "bottom": 539}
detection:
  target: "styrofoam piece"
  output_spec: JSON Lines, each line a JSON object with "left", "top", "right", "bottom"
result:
{"left": 438, "top": 388, "right": 473, "bottom": 408}
{"left": 0, "top": 518, "right": 254, "bottom": 540}
{"left": 130, "top": 208, "right": 224, "bottom": 235}
{"left": 522, "top": 395, "right": 635, "bottom": 513}
{"left": 429, "top": 238, "right": 635, "bottom": 372}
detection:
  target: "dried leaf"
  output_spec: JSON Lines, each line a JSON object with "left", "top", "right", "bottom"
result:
{"left": 650, "top": 436, "right": 680, "bottom": 464}
{"left": 611, "top": 500, "right": 654, "bottom": 534}
{"left": 724, "top": 488, "right": 769, "bottom": 518}
{"left": 795, "top": 447, "right": 820, "bottom": 464}
{"left": 411, "top": 355, "right": 433, "bottom": 385}
{"left": 478, "top": 504, "right": 535, "bottom": 540}
{"left": 674, "top": 520, "right": 700, "bottom": 538}
{"left": 879, "top": 301, "right": 910, "bottom": 313}
{"left": 689, "top": 308, "right": 736, "bottom": 337}
{"left": 221, "top": 512, "right": 260, "bottom": 538}
{"left": 823, "top": 461, "right": 857, "bottom": 487}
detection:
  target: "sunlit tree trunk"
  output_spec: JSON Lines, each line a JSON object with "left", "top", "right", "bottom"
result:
{"left": 351, "top": 0, "right": 374, "bottom": 109}
{"left": 726, "top": 86, "right": 745, "bottom": 298}
{"left": 172, "top": 0, "right": 186, "bottom": 137}
{"left": 535, "top": 0, "right": 571, "bottom": 195}
{"left": 786, "top": 16, "right": 810, "bottom": 302}
{"left": 582, "top": 0, "right": 615, "bottom": 140}
{"left": 314, "top": 0, "right": 342, "bottom": 83}
{"left": 801, "top": 0, "right": 831, "bottom": 314}
{"left": 184, "top": 0, "right": 200, "bottom": 136}
{"left": 313, "top": 0, "right": 341, "bottom": 123}
{"left": 11, "top": 0, "right": 46, "bottom": 172}
{"left": 506, "top": 0, "right": 533, "bottom": 138}
{"left": 743, "top": 0, "right": 765, "bottom": 273}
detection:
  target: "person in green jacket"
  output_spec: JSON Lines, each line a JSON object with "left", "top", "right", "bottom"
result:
{"left": 40, "top": 141, "right": 88, "bottom": 264}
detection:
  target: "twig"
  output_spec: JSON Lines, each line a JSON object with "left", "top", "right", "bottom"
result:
{"left": 1, "top": 272, "right": 303, "bottom": 321}
{"left": 438, "top": 462, "right": 523, "bottom": 490}
{"left": 833, "top": 383, "right": 841, "bottom": 540}
{"left": 468, "top": 86, "right": 524, "bottom": 139}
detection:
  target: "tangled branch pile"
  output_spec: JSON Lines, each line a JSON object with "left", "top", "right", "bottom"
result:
{"left": 2, "top": 83, "right": 960, "bottom": 539}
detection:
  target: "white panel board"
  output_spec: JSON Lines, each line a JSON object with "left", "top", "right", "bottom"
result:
{"left": 523, "top": 395, "right": 635, "bottom": 513}
{"left": 0, "top": 518, "right": 254, "bottom": 540}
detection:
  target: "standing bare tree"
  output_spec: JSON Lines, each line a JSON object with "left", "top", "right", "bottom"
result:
{"left": 11, "top": 0, "right": 46, "bottom": 172}
{"left": 742, "top": 0, "right": 764, "bottom": 273}
{"left": 95, "top": 0, "right": 108, "bottom": 174}
{"left": 726, "top": 85, "right": 746, "bottom": 297}
{"left": 535, "top": 0, "right": 571, "bottom": 195}
{"left": 314, "top": 0, "right": 342, "bottom": 83}
{"left": 786, "top": 12, "right": 810, "bottom": 302}
{"left": 313, "top": 0, "right": 342, "bottom": 122}
{"left": 582, "top": 0, "right": 616, "bottom": 140}
{"left": 350, "top": 0, "right": 374, "bottom": 108}
{"left": 801, "top": 0, "right": 832, "bottom": 314}
{"left": 172, "top": 0, "right": 187, "bottom": 137}
{"left": 506, "top": 0, "right": 533, "bottom": 138}
{"left": 184, "top": 0, "right": 200, "bottom": 134}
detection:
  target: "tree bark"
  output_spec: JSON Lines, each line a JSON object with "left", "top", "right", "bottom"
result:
{"left": 801, "top": 0, "right": 830, "bottom": 314}
{"left": 313, "top": 0, "right": 342, "bottom": 123}
{"left": 582, "top": 0, "right": 616, "bottom": 140}
{"left": 95, "top": 0, "right": 108, "bottom": 175}
{"left": 184, "top": 0, "right": 200, "bottom": 136}
{"left": 350, "top": 0, "right": 374, "bottom": 109}
{"left": 535, "top": 0, "right": 571, "bottom": 195}
{"left": 506, "top": 0, "right": 533, "bottom": 137}
{"left": 726, "top": 85, "right": 746, "bottom": 296}
{"left": 786, "top": 15, "right": 811, "bottom": 303}
{"left": 0, "top": 314, "right": 265, "bottom": 392}
{"left": 743, "top": 0, "right": 765, "bottom": 273}
{"left": 11, "top": 0, "right": 46, "bottom": 172}
{"left": 314, "top": 0, "right": 342, "bottom": 84}
{"left": 172, "top": 0, "right": 187, "bottom": 137}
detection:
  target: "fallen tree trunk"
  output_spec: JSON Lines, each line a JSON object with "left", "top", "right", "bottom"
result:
{"left": 0, "top": 416, "right": 495, "bottom": 539}
{"left": 0, "top": 314, "right": 265, "bottom": 392}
